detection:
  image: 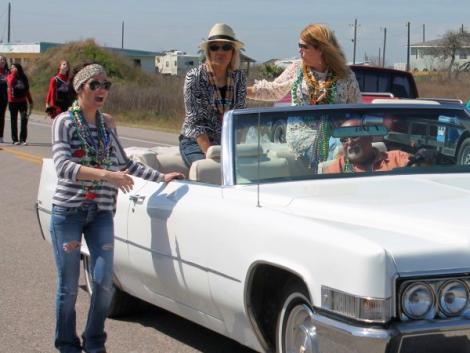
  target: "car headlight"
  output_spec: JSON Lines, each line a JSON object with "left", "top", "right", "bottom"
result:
{"left": 321, "top": 286, "right": 391, "bottom": 323}
{"left": 439, "top": 280, "right": 469, "bottom": 317}
{"left": 401, "top": 282, "right": 435, "bottom": 319}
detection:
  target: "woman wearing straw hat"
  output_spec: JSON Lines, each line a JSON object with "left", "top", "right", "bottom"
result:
{"left": 179, "top": 23, "right": 247, "bottom": 167}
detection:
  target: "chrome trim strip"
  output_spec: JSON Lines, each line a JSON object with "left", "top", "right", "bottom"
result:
{"left": 222, "top": 110, "right": 235, "bottom": 186}
{"left": 398, "top": 269, "right": 470, "bottom": 278}
{"left": 122, "top": 237, "right": 241, "bottom": 283}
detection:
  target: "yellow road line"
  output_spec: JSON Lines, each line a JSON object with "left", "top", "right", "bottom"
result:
{"left": 1, "top": 146, "right": 44, "bottom": 164}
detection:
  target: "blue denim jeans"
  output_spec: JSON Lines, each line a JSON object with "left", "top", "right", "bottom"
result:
{"left": 179, "top": 135, "right": 205, "bottom": 167}
{"left": 50, "top": 202, "right": 114, "bottom": 353}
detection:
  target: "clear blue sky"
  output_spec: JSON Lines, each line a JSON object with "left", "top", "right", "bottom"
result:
{"left": 1, "top": 0, "right": 468, "bottom": 65}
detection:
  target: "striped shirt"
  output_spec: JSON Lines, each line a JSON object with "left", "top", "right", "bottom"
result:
{"left": 52, "top": 111, "right": 163, "bottom": 212}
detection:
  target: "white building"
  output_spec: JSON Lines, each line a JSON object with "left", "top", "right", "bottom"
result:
{"left": 156, "top": 50, "right": 200, "bottom": 76}
{"left": 0, "top": 42, "right": 161, "bottom": 73}
{"left": 410, "top": 38, "right": 470, "bottom": 71}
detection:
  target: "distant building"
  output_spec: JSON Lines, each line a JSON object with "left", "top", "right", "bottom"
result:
{"left": 410, "top": 38, "right": 470, "bottom": 71}
{"left": 155, "top": 50, "right": 200, "bottom": 76}
{"left": 0, "top": 42, "right": 162, "bottom": 73}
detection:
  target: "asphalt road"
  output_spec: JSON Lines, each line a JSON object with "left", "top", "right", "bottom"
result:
{"left": 0, "top": 113, "right": 256, "bottom": 353}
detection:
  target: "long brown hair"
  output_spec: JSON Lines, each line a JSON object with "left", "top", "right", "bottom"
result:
{"left": 300, "top": 24, "right": 348, "bottom": 79}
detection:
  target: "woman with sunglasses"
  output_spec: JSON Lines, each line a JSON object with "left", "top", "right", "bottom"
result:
{"left": 247, "top": 23, "right": 360, "bottom": 105}
{"left": 45, "top": 60, "right": 75, "bottom": 119}
{"left": 49, "top": 61, "right": 183, "bottom": 353}
{"left": 247, "top": 24, "right": 361, "bottom": 172}
{"left": 179, "top": 23, "right": 247, "bottom": 167}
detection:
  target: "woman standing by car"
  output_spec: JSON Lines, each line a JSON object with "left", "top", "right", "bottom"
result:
{"left": 46, "top": 60, "right": 75, "bottom": 118}
{"left": 0, "top": 55, "right": 9, "bottom": 143}
{"left": 7, "top": 63, "right": 33, "bottom": 145}
{"left": 247, "top": 24, "right": 361, "bottom": 171}
{"left": 50, "top": 61, "right": 183, "bottom": 353}
{"left": 179, "top": 23, "right": 247, "bottom": 167}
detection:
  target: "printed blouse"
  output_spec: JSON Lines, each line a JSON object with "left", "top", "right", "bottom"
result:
{"left": 180, "top": 64, "right": 247, "bottom": 144}
{"left": 250, "top": 59, "right": 361, "bottom": 104}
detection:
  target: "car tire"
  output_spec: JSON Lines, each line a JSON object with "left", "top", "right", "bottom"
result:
{"left": 275, "top": 280, "right": 319, "bottom": 353}
{"left": 82, "top": 255, "right": 140, "bottom": 318}
{"left": 457, "top": 138, "right": 470, "bottom": 165}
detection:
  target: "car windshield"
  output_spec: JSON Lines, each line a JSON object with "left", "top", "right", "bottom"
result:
{"left": 231, "top": 105, "right": 470, "bottom": 185}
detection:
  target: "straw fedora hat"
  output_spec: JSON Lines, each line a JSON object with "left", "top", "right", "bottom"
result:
{"left": 200, "top": 23, "right": 244, "bottom": 50}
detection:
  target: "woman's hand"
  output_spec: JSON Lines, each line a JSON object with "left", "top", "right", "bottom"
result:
{"left": 104, "top": 170, "right": 134, "bottom": 193}
{"left": 162, "top": 172, "right": 185, "bottom": 182}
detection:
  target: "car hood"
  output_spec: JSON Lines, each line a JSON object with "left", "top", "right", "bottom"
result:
{"left": 259, "top": 173, "right": 470, "bottom": 274}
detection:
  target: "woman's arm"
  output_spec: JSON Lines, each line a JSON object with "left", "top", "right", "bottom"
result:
{"left": 247, "top": 62, "right": 298, "bottom": 101}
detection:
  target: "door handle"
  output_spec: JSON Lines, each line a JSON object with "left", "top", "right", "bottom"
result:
{"left": 129, "top": 194, "right": 146, "bottom": 203}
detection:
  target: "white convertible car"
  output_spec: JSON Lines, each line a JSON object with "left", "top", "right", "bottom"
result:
{"left": 37, "top": 102, "right": 470, "bottom": 353}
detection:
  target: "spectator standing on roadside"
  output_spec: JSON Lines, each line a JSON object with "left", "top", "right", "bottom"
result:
{"left": 0, "top": 55, "right": 9, "bottom": 143}
{"left": 179, "top": 23, "right": 247, "bottom": 167}
{"left": 7, "top": 63, "right": 33, "bottom": 145}
{"left": 46, "top": 60, "right": 75, "bottom": 118}
{"left": 49, "top": 61, "right": 184, "bottom": 353}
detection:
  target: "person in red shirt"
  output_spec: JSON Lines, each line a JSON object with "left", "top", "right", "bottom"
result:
{"left": 324, "top": 119, "right": 411, "bottom": 174}
{"left": 0, "top": 55, "right": 9, "bottom": 143}
{"left": 45, "top": 60, "right": 75, "bottom": 119}
{"left": 7, "top": 63, "right": 33, "bottom": 145}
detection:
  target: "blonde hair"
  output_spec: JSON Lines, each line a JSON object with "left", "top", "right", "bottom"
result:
{"left": 202, "top": 44, "right": 241, "bottom": 71}
{"left": 300, "top": 24, "right": 348, "bottom": 79}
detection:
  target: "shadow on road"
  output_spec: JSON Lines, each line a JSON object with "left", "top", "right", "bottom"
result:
{"left": 124, "top": 303, "right": 257, "bottom": 353}
{"left": 78, "top": 285, "right": 257, "bottom": 352}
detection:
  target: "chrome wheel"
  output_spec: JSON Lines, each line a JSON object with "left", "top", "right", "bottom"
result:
{"left": 284, "top": 303, "right": 318, "bottom": 353}
{"left": 277, "top": 284, "right": 319, "bottom": 353}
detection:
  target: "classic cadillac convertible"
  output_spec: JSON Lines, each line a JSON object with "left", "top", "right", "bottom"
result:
{"left": 37, "top": 102, "right": 470, "bottom": 353}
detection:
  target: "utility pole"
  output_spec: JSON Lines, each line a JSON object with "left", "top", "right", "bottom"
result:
{"left": 382, "top": 27, "right": 387, "bottom": 67}
{"left": 378, "top": 47, "right": 381, "bottom": 67}
{"left": 352, "top": 18, "right": 358, "bottom": 64}
{"left": 406, "top": 22, "right": 411, "bottom": 72}
{"left": 7, "top": 2, "right": 11, "bottom": 43}
{"left": 422, "top": 24, "right": 425, "bottom": 42}
{"left": 121, "top": 21, "right": 124, "bottom": 49}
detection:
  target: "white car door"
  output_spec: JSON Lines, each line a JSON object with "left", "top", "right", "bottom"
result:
{"left": 127, "top": 179, "right": 223, "bottom": 320}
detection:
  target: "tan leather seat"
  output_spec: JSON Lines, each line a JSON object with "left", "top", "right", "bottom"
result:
{"left": 189, "top": 145, "right": 222, "bottom": 184}
{"left": 125, "top": 146, "right": 190, "bottom": 178}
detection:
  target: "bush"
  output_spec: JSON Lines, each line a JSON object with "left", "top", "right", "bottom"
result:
{"left": 27, "top": 39, "right": 185, "bottom": 130}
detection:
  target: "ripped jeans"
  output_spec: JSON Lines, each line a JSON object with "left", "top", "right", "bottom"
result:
{"left": 50, "top": 202, "right": 114, "bottom": 353}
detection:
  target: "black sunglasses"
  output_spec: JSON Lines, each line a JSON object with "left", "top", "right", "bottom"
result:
{"left": 209, "top": 44, "right": 233, "bottom": 52}
{"left": 88, "top": 80, "right": 112, "bottom": 91}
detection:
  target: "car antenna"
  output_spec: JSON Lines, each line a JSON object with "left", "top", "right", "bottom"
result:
{"left": 256, "top": 111, "right": 261, "bottom": 208}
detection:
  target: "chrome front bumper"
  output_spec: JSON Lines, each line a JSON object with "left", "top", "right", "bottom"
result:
{"left": 312, "top": 312, "right": 470, "bottom": 353}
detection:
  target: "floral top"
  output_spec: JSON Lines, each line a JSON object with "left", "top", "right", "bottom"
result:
{"left": 251, "top": 60, "right": 361, "bottom": 104}
{"left": 180, "top": 64, "right": 247, "bottom": 144}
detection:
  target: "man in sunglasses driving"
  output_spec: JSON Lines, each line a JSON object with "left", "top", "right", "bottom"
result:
{"left": 323, "top": 119, "right": 411, "bottom": 174}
